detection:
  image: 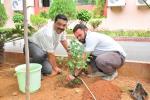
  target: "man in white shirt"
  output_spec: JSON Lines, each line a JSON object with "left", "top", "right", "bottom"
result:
{"left": 26, "top": 14, "right": 70, "bottom": 76}
{"left": 73, "top": 24, "right": 126, "bottom": 80}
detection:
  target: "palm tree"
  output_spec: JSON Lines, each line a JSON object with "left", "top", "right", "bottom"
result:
{"left": 0, "top": 28, "right": 18, "bottom": 64}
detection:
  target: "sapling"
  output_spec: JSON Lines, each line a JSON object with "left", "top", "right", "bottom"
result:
{"left": 67, "top": 39, "right": 90, "bottom": 78}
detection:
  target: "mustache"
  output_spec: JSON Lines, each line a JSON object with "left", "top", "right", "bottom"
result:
{"left": 58, "top": 28, "right": 64, "bottom": 31}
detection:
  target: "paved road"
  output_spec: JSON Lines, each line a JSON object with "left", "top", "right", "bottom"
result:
{"left": 4, "top": 39, "right": 150, "bottom": 62}
{"left": 119, "top": 41, "right": 150, "bottom": 62}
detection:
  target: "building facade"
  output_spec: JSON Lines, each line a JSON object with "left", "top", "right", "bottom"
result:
{"left": 101, "top": 0, "right": 150, "bottom": 30}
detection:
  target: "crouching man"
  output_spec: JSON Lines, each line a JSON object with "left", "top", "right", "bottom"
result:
{"left": 24, "top": 14, "right": 70, "bottom": 76}
{"left": 72, "top": 24, "right": 126, "bottom": 80}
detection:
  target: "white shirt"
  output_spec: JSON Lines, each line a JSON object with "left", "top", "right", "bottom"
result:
{"left": 84, "top": 31, "right": 126, "bottom": 57}
{"left": 29, "top": 22, "right": 66, "bottom": 53}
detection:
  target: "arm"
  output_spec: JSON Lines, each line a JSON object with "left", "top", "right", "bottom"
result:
{"left": 60, "top": 40, "right": 71, "bottom": 58}
{"left": 60, "top": 40, "right": 69, "bottom": 52}
{"left": 48, "top": 52, "right": 61, "bottom": 74}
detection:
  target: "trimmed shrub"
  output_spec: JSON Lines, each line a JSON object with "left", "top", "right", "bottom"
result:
{"left": 13, "top": 13, "right": 24, "bottom": 23}
{"left": 48, "top": 0, "right": 76, "bottom": 20}
{"left": 77, "top": 10, "right": 91, "bottom": 22}
{"left": 12, "top": 13, "right": 36, "bottom": 37}
{"left": 0, "top": 3, "right": 8, "bottom": 27}
{"left": 100, "top": 30, "right": 150, "bottom": 37}
{"left": 89, "top": 18, "right": 102, "bottom": 29}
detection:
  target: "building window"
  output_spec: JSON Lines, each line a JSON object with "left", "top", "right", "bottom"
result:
{"left": 42, "top": 0, "right": 50, "bottom": 7}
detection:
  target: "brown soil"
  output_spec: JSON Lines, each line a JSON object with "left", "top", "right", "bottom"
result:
{"left": 82, "top": 80, "right": 121, "bottom": 100}
{"left": 0, "top": 63, "right": 150, "bottom": 100}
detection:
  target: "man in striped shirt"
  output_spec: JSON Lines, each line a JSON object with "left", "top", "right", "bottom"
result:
{"left": 27, "top": 14, "right": 70, "bottom": 76}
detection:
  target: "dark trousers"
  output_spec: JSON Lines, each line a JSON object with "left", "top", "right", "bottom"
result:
{"left": 89, "top": 51, "right": 125, "bottom": 75}
{"left": 23, "top": 41, "right": 52, "bottom": 75}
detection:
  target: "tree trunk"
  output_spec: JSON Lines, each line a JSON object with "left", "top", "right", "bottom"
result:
{"left": 0, "top": 42, "right": 4, "bottom": 64}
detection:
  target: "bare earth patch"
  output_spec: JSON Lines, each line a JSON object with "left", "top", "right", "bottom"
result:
{"left": 82, "top": 80, "right": 121, "bottom": 100}
{"left": 0, "top": 64, "right": 150, "bottom": 100}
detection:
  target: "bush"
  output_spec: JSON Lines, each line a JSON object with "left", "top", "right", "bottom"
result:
{"left": 40, "top": 11, "right": 49, "bottom": 19}
{"left": 48, "top": 0, "right": 76, "bottom": 20}
{"left": 77, "top": 10, "right": 91, "bottom": 22}
{"left": 0, "top": 3, "right": 8, "bottom": 27}
{"left": 12, "top": 13, "right": 36, "bottom": 37}
{"left": 30, "top": 15, "right": 47, "bottom": 29}
{"left": 89, "top": 18, "right": 102, "bottom": 29}
{"left": 67, "top": 39, "right": 90, "bottom": 75}
{"left": 13, "top": 13, "right": 24, "bottom": 23}
{"left": 0, "top": 28, "right": 18, "bottom": 64}
{"left": 0, "top": 28, "right": 17, "bottom": 42}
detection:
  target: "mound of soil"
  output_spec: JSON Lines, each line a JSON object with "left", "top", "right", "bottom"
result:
{"left": 83, "top": 80, "right": 122, "bottom": 100}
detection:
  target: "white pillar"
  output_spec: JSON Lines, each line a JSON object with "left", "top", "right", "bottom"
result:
{"left": 26, "top": 0, "right": 34, "bottom": 24}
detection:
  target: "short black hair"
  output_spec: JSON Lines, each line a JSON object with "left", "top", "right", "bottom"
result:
{"left": 73, "top": 24, "right": 88, "bottom": 33}
{"left": 54, "top": 14, "right": 68, "bottom": 22}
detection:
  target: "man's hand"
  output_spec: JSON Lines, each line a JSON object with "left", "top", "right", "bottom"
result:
{"left": 66, "top": 74, "right": 75, "bottom": 81}
{"left": 51, "top": 67, "right": 62, "bottom": 76}
{"left": 74, "top": 68, "right": 82, "bottom": 77}
{"left": 54, "top": 67, "right": 62, "bottom": 73}
{"left": 48, "top": 52, "right": 62, "bottom": 75}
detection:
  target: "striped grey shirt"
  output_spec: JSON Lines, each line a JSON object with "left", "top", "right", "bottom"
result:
{"left": 29, "top": 22, "right": 66, "bottom": 53}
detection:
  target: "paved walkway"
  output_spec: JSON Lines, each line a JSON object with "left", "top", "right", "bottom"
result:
{"left": 4, "top": 39, "right": 150, "bottom": 62}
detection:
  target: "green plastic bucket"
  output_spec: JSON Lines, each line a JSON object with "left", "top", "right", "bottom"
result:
{"left": 15, "top": 63, "right": 42, "bottom": 93}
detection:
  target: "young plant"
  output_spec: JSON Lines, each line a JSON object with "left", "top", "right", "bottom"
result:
{"left": 67, "top": 39, "right": 90, "bottom": 76}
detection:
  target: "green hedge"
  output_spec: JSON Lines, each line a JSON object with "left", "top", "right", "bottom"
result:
{"left": 100, "top": 30, "right": 150, "bottom": 37}
{"left": 66, "top": 29, "right": 150, "bottom": 37}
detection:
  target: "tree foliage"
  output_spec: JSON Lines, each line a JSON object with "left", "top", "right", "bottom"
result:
{"left": 0, "top": 3, "right": 7, "bottom": 27}
{"left": 93, "top": 0, "right": 105, "bottom": 18}
{"left": 48, "top": 0, "right": 77, "bottom": 20}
